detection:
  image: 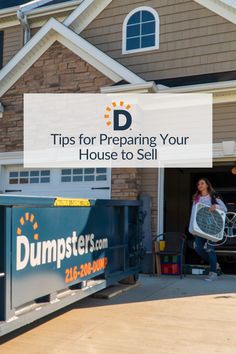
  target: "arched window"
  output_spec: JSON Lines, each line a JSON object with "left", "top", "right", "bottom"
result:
{"left": 122, "top": 7, "right": 160, "bottom": 54}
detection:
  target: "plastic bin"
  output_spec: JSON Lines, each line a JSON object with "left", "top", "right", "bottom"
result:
{"left": 161, "top": 263, "right": 180, "bottom": 275}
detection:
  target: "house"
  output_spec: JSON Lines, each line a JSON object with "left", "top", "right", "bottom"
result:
{"left": 0, "top": 0, "right": 236, "bottom": 246}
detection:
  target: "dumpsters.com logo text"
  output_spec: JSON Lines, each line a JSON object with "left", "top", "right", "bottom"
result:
{"left": 16, "top": 212, "right": 108, "bottom": 271}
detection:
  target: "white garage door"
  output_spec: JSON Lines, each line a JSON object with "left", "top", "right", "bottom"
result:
{"left": 0, "top": 165, "right": 111, "bottom": 199}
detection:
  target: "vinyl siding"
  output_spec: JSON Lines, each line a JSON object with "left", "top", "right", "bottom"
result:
{"left": 1, "top": 11, "right": 71, "bottom": 67}
{"left": 3, "top": 25, "right": 23, "bottom": 66}
{"left": 214, "top": 103, "right": 236, "bottom": 142}
{"left": 81, "top": 0, "right": 236, "bottom": 80}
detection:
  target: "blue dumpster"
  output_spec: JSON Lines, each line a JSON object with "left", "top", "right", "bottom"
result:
{"left": 0, "top": 195, "right": 143, "bottom": 336}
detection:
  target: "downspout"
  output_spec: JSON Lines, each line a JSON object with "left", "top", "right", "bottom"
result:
{"left": 17, "top": 10, "right": 31, "bottom": 44}
{"left": 17, "top": 0, "right": 53, "bottom": 44}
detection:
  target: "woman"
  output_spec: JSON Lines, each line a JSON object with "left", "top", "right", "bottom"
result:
{"left": 189, "top": 178, "right": 227, "bottom": 281}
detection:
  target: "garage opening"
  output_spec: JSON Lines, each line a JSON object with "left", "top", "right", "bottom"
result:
{"left": 164, "top": 163, "right": 236, "bottom": 274}
{"left": 0, "top": 165, "right": 111, "bottom": 199}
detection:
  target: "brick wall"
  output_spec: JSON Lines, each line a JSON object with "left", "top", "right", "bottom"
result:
{"left": 0, "top": 41, "right": 113, "bottom": 152}
{"left": 111, "top": 168, "right": 141, "bottom": 200}
{"left": 111, "top": 168, "right": 157, "bottom": 238}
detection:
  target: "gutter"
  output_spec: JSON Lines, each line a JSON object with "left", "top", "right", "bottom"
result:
{"left": 17, "top": 9, "right": 31, "bottom": 44}
{"left": 0, "top": 1, "right": 82, "bottom": 19}
{"left": 17, "top": 0, "right": 54, "bottom": 44}
{"left": 158, "top": 79, "right": 236, "bottom": 93}
{"left": 102, "top": 79, "right": 236, "bottom": 95}
{"left": 101, "top": 82, "right": 161, "bottom": 93}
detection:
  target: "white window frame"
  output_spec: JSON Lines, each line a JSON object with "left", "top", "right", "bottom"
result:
{"left": 60, "top": 168, "right": 108, "bottom": 184}
{"left": 122, "top": 6, "right": 160, "bottom": 55}
{"left": 8, "top": 169, "right": 51, "bottom": 185}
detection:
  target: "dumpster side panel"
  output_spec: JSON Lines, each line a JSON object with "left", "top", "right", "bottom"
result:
{"left": 11, "top": 206, "right": 112, "bottom": 307}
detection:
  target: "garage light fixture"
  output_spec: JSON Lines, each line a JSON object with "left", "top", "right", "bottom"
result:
{"left": 231, "top": 167, "right": 236, "bottom": 175}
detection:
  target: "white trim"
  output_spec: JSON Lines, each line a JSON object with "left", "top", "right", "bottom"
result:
{"left": 64, "top": 0, "right": 94, "bottom": 27}
{"left": 64, "top": 0, "right": 112, "bottom": 34}
{"left": 194, "top": 0, "right": 236, "bottom": 25}
{"left": 122, "top": 6, "right": 160, "bottom": 55}
{"left": 101, "top": 81, "right": 160, "bottom": 93}
{"left": 101, "top": 79, "right": 236, "bottom": 102}
{"left": 0, "top": 17, "right": 145, "bottom": 97}
{"left": 0, "top": 1, "right": 82, "bottom": 29}
{"left": 157, "top": 168, "right": 165, "bottom": 236}
{"left": 28, "top": 0, "right": 82, "bottom": 17}
{"left": 0, "top": 151, "right": 23, "bottom": 165}
{"left": 158, "top": 80, "right": 236, "bottom": 104}
{"left": 19, "top": 0, "right": 54, "bottom": 13}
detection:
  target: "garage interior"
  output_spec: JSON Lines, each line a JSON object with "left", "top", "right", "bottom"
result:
{"left": 164, "top": 163, "right": 236, "bottom": 274}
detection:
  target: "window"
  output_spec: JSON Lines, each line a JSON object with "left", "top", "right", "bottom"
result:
{"left": 61, "top": 168, "right": 107, "bottom": 183}
{"left": 122, "top": 7, "right": 159, "bottom": 54}
{"left": 0, "top": 31, "right": 3, "bottom": 69}
{"left": 9, "top": 170, "right": 51, "bottom": 184}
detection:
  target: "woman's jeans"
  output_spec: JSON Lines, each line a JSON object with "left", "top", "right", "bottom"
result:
{"left": 194, "top": 236, "right": 217, "bottom": 273}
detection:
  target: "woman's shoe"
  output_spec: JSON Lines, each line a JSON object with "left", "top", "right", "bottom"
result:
{"left": 205, "top": 272, "right": 218, "bottom": 281}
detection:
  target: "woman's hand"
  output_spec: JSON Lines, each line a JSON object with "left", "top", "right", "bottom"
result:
{"left": 209, "top": 204, "right": 217, "bottom": 212}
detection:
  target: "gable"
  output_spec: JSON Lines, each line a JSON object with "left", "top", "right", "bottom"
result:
{"left": 81, "top": 0, "right": 236, "bottom": 81}
{"left": 5, "top": 41, "right": 113, "bottom": 95}
{"left": 0, "top": 17, "right": 144, "bottom": 97}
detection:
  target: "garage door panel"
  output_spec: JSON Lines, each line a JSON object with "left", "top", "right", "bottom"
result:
{"left": 1, "top": 166, "right": 111, "bottom": 199}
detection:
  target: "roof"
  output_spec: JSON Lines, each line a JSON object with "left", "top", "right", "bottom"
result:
{"left": 155, "top": 71, "right": 236, "bottom": 88}
{"left": 112, "top": 71, "right": 236, "bottom": 89}
{"left": 0, "top": 0, "right": 73, "bottom": 10}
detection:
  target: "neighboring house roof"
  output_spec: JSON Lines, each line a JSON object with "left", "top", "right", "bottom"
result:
{"left": 0, "top": 0, "right": 74, "bottom": 10}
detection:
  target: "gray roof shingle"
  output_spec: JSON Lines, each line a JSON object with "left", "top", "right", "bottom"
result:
{"left": 0, "top": 0, "right": 73, "bottom": 10}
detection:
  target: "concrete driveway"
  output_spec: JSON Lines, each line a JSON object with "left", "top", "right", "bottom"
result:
{"left": 0, "top": 275, "right": 236, "bottom": 354}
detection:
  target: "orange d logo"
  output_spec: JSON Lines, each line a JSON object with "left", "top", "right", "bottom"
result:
{"left": 104, "top": 101, "right": 132, "bottom": 130}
